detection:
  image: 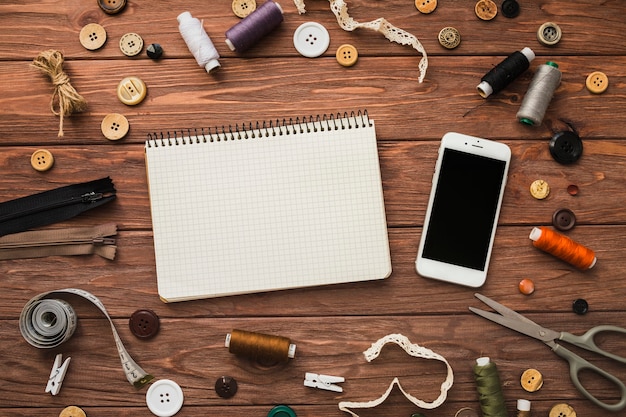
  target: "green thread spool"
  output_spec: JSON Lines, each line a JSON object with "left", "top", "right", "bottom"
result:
{"left": 473, "top": 357, "right": 508, "bottom": 417}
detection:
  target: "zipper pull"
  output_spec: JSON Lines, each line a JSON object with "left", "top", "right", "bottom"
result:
{"left": 81, "top": 192, "right": 104, "bottom": 203}
{"left": 93, "top": 237, "right": 116, "bottom": 245}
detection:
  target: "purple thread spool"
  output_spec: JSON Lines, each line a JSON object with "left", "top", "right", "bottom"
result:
{"left": 225, "top": 0, "right": 284, "bottom": 52}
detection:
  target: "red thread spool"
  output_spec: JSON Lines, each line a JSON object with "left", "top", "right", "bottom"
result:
{"left": 529, "top": 226, "right": 596, "bottom": 270}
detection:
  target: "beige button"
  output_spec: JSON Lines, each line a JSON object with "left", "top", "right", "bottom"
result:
{"left": 415, "top": 0, "right": 437, "bottom": 14}
{"left": 232, "top": 0, "right": 256, "bottom": 18}
{"left": 101, "top": 113, "right": 130, "bottom": 140}
{"left": 117, "top": 76, "right": 147, "bottom": 105}
{"left": 530, "top": 179, "right": 550, "bottom": 200}
{"left": 336, "top": 44, "right": 358, "bottom": 67}
{"left": 31, "top": 149, "right": 54, "bottom": 172}
{"left": 119, "top": 32, "right": 144, "bottom": 57}
{"left": 79, "top": 23, "right": 107, "bottom": 51}
{"left": 59, "top": 405, "right": 87, "bottom": 417}
{"left": 549, "top": 403, "right": 576, "bottom": 417}
{"left": 439, "top": 27, "right": 461, "bottom": 49}
{"left": 520, "top": 368, "right": 543, "bottom": 392}
{"left": 475, "top": 0, "right": 498, "bottom": 20}
{"left": 537, "top": 22, "right": 562, "bottom": 46}
{"left": 455, "top": 407, "right": 479, "bottom": 417}
{"left": 586, "top": 71, "right": 608, "bottom": 94}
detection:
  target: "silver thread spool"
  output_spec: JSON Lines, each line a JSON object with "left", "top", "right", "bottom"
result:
{"left": 516, "top": 61, "right": 561, "bottom": 126}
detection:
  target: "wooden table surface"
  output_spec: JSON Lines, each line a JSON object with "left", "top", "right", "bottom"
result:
{"left": 1, "top": 1, "right": 625, "bottom": 416}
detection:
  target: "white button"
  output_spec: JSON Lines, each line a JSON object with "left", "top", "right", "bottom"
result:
{"left": 146, "top": 379, "right": 184, "bottom": 417}
{"left": 293, "top": 22, "right": 330, "bottom": 58}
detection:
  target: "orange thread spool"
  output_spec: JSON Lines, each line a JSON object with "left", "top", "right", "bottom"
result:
{"left": 529, "top": 226, "right": 596, "bottom": 270}
{"left": 225, "top": 329, "right": 296, "bottom": 364}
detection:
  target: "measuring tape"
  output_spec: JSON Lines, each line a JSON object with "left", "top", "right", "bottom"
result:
{"left": 19, "top": 288, "right": 154, "bottom": 388}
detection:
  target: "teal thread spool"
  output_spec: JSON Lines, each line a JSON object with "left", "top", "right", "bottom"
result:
{"left": 473, "top": 357, "right": 508, "bottom": 417}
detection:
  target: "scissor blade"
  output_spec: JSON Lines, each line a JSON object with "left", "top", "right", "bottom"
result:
{"left": 469, "top": 307, "right": 559, "bottom": 342}
{"left": 474, "top": 293, "right": 537, "bottom": 325}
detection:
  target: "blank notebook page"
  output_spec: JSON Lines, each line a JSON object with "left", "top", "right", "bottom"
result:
{"left": 145, "top": 113, "right": 391, "bottom": 302}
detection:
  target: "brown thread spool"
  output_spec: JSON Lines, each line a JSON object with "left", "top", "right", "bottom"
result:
{"left": 517, "top": 399, "right": 531, "bottom": 417}
{"left": 529, "top": 226, "right": 596, "bottom": 270}
{"left": 225, "top": 329, "right": 296, "bottom": 364}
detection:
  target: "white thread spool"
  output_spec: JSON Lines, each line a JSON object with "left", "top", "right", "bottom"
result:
{"left": 177, "top": 11, "right": 221, "bottom": 73}
{"left": 516, "top": 61, "right": 561, "bottom": 126}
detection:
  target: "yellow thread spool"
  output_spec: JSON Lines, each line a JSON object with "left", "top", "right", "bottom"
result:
{"left": 225, "top": 329, "right": 296, "bottom": 364}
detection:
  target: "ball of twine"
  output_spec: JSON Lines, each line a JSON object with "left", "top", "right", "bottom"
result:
{"left": 31, "top": 50, "right": 87, "bottom": 137}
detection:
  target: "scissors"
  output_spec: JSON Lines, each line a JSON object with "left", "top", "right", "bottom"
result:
{"left": 470, "top": 293, "right": 626, "bottom": 412}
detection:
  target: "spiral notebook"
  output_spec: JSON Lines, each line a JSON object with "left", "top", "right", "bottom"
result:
{"left": 145, "top": 111, "right": 391, "bottom": 302}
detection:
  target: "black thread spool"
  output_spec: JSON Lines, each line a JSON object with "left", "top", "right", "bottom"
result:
{"left": 477, "top": 47, "right": 535, "bottom": 98}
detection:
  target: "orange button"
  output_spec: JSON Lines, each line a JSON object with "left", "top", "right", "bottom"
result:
{"left": 59, "top": 406, "right": 86, "bottom": 417}
{"left": 520, "top": 368, "right": 543, "bottom": 392}
{"left": 549, "top": 403, "right": 576, "bottom": 417}
{"left": 475, "top": 0, "right": 498, "bottom": 20}
{"left": 415, "top": 0, "right": 437, "bottom": 14}
{"left": 336, "top": 44, "right": 358, "bottom": 67}
{"left": 585, "top": 71, "right": 608, "bottom": 94}
{"left": 31, "top": 149, "right": 54, "bottom": 172}
{"left": 117, "top": 76, "right": 147, "bottom": 105}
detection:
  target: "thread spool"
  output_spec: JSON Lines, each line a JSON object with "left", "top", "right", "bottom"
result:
{"left": 225, "top": 329, "right": 296, "bottom": 364}
{"left": 473, "top": 357, "right": 508, "bottom": 417}
{"left": 477, "top": 47, "right": 535, "bottom": 98}
{"left": 517, "top": 399, "right": 531, "bottom": 417}
{"left": 529, "top": 226, "right": 596, "bottom": 270}
{"left": 177, "top": 11, "right": 221, "bottom": 73}
{"left": 516, "top": 61, "right": 561, "bottom": 126}
{"left": 225, "top": 0, "right": 284, "bottom": 52}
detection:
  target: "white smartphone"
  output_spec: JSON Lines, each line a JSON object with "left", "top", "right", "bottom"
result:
{"left": 415, "top": 132, "right": 511, "bottom": 287}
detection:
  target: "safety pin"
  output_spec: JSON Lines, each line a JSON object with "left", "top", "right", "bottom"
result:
{"left": 304, "top": 372, "right": 344, "bottom": 392}
{"left": 46, "top": 353, "right": 71, "bottom": 395}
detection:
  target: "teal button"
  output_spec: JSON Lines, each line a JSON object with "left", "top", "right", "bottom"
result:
{"left": 268, "top": 405, "right": 296, "bottom": 417}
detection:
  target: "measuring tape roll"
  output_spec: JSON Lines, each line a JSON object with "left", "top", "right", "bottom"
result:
{"left": 19, "top": 288, "right": 154, "bottom": 388}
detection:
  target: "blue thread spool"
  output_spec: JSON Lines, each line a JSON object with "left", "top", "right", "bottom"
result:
{"left": 225, "top": 0, "right": 284, "bottom": 52}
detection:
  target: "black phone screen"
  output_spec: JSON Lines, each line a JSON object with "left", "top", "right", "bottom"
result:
{"left": 422, "top": 148, "right": 507, "bottom": 271}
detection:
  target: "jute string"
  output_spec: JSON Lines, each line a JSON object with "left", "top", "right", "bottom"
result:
{"left": 31, "top": 50, "right": 87, "bottom": 137}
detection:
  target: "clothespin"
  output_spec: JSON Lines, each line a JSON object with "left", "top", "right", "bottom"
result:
{"left": 304, "top": 372, "right": 344, "bottom": 393}
{"left": 46, "top": 353, "right": 71, "bottom": 395}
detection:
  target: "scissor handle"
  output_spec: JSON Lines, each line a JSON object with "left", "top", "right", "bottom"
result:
{"left": 553, "top": 343, "right": 626, "bottom": 412}
{"left": 560, "top": 325, "right": 626, "bottom": 364}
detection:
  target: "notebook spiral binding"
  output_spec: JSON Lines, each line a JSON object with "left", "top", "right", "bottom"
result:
{"left": 146, "top": 110, "right": 370, "bottom": 147}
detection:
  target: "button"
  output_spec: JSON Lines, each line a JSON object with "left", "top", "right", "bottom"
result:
{"left": 79, "top": 23, "right": 107, "bottom": 51}
{"left": 31, "top": 149, "right": 54, "bottom": 172}
{"left": 268, "top": 405, "right": 296, "bottom": 417}
{"left": 98, "top": 0, "right": 127, "bottom": 14}
{"left": 129, "top": 309, "right": 160, "bottom": 339}
{"left": 117, "top": 76, "right": 147, "bottom": 105}
{"left": 552, "top": 208, "right": 576, "bottom": 231}
{"left": 567, "top": 184, "right": 579, "bottom": 196}
{"left": 410, "top": 414, "right": 426, "bottom": 417}
{"left": 215, "top": 376, "right": 238, "bottom": 398}
{"left": 549, "top": 403, "right": 576, "bottom": 417}
{"left": 572, "top": 298, "right": 589, "bottom": 315}
{"left": 549, "top": 131, "right": 583, "bottom": 164}
{"left": 438, "top": 27, "right": 461, "bottom": 49}
{"left": 454, "top": 408, "right": 479, "bottom": 417}
{"left": 415, "top": 0, "right": 437, "bottom": 14}
{"left": 293, "top": 22, "right": 330, "bottom": 58}
{"left": 146, "top": 379, "right": 184, "bottom": 417}
{"left": 336, "top": 44, "right": 358, "bottom": 67}
{"left": 537, "top": 22, "right": 562, "bottom": 46}
{"left": 585, "top": 71, "right": 608, "bottom": 94}
{"left": 232, "top": 0, "right": 256, "bottom": 18}
{"left": 501, "top": 0, "right": 520, "bottom": 18}
{"left": 520, "top": 368, "right": 543, "bottom": 392}
{"left": 119, "top": 32, "right": 144, "bottom": 57}
{"left": 529, "top": 179, "right": 550, "bottom": 200}
{"left": 59, "top": 406, "right": 87, "bottom": 417}
{"left": 518, "top": 278, "right": 535, "bottom": 295}
{"left": 101, "top": 113, "right": 130, "bottom": 140}
{"left": 475, "top": 0, "right": 498, "bottom": 20}
{"left": 147, "top": 43, "right": 164, "bottom": 60}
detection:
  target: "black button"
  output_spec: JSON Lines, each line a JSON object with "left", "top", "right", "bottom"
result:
{"left": 549, "top": 131, "right": 583, "bottom": 164}
{"left": 147, "top": 43, "right": 164, "bottom": 60}
{"left": 98, "top": 0, "right": 127, "bottom": 14}
{"left": 501, "top": 0, "right": 520, "bottom": 18}
{"left": 552, "top": 208, "right": 576, "bottom": 231}
{"left": 129, "top": 309, "right": 160, "bottom": 339}
{"left": 215, "top": 376, "right": 238, "bottom": 398}
{"left": 572, "top": 298, "right": 589, "bottom": 315}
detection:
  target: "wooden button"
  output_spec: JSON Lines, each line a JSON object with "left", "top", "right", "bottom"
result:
{"left": 586, "top": 71, "right": 608, "bottom": 94}
{"left": 31, "top": 149, "right": 54, "bottom": 171}
{"left": 529, "top": 179, "right": 550, "bottom": 199}
{"left": 475, "top": 0, "right": 498, "bottom": 20}
{"left": 520, "top": 368, "right": 543, "bottom": 392}
{"left": 98, "top": 0, "right": 127, "bottom": 14}
{"left": 552, "top": 208, "right": 576, "bottom": 231}
{"left": 59, "top": 405, "right": 86, "bottom": 417}
{"left": 415, "top": 0, "right": 437, "bottom": 14}
{"left": 119, "top": 32, "right": 143, "bottom": 57}
{"left": 455, "top": 408, "right": 479, "bottom": 417}
{"left": 336, "top": 44, "right": 358, "bottom": 67}
{"left": 79, "top": 23, "right": 107, "bottom": 51}
{"left": 549, "top": 403, "right": 576, "bottom": 417}
{"left": 438, "top": 27, "right": 461, "bottom": 49}
{"left": 537, "top": 22, "right": 562, "bottom": 46}
{"left": 232, "top": 0, "right": 256, "bottom": 18}
{"left": 117, "top": 76, "right": 147, "bottom": 105}
{"left": 101, "top": 113, "right": 129, "bottom": 140}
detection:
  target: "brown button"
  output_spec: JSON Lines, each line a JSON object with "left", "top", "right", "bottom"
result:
{"left": 336, "top": 44, "right": 358, "bottom": 67}
{"left": 520, "top": 368, "right": 543, "bottom": 392}
{"left": 567, "top": 184, "right": 579, "bottom": 196}
{"left": 59, "top": 406, "right": 87, "bottom": 417}
{"left": 232, "top": 0, "right": 256, "bottom": 18}
{"left": 129, "top": 309, "right": 160, "bottom": 339}
{"left": 215, "top": 375, "right": 238, "bottom": 398}
{"left": 119, "top": 32, "right": 144, "bottom": 57}
{"left": 79, "top": 23, "right": 107, "bottom": 51}
{"left": 31, "top": 149, "right": 54, "bottom": 172}
{"left": 552, "top": 208, "right": 576, "bottom": 231}
{"left": 455, "top": 408, "right": 479, "bottom": 417}
{"left": 98, "top": 0, "right": 127, "bottom": 14}
{"left": 117, "top": 76, "right": 147, "bottom": 105}
{"left": 585, "top": 71, "right": 608, "bottom": 94}
{"left": 415, "top": 0, "right": 437, "bottom": 14}
{"left": 475, "top": 0, "right": 498, "bottom": 20}
{"left": 438, "top": 27, "right": 461, "bottom": 49}
{"left": 101, "top": 113, "right": 129, "bottom": 140}
{"left": 549, "top": 403, "right": 576, "bottom": 417}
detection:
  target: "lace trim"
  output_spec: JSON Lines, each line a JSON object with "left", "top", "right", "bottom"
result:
{"left": 292, "top": 0, "right": 428, "bottom": 83}
{"left": 338, "top": 334, "right": 454, "bottom": 417}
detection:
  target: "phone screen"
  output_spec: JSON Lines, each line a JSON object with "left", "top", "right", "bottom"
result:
{"left": 421, "top": 148, "right": 507, "bottom": 271}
